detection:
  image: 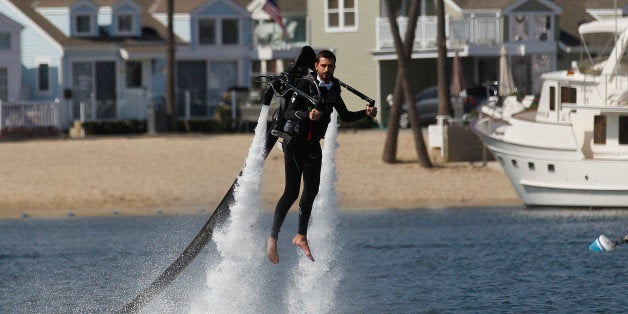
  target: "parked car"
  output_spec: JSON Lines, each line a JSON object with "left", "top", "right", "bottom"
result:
{"left": 460, "top": 83, "right": 498, "bottom": 112}
{"left": 399, "top": 84, "right": 497, "bottom": 128}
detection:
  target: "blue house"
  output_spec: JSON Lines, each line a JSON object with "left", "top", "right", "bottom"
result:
{"left": 0, "top": 0, "right": 262, "bottom": 129}
{"left": 0, "top": 11, "right": 21, "bottom": 102}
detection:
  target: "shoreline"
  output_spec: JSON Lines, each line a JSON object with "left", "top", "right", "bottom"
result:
{"left": 0, "top": 129, "right": 521, "bottom": 220}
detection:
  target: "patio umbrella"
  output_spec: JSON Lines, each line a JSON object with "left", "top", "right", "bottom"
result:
{"left": 499, "top": 46, "right": 516, "bottom": 97}
{"left": 450, "top": 50, "right": 467, "bottom": 96}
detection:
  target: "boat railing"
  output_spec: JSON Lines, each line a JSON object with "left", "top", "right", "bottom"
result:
{"left": 580, "top": 72, "right": 628, "bottom": 106}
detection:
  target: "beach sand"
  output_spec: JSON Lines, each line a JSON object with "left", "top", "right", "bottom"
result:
{"left": 0, "top": 129, "right": 520, "bottom": 219}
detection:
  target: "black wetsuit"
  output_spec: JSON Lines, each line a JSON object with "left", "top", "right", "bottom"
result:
{"left": 270, "top": 74, "right": 367, "bottom": 240}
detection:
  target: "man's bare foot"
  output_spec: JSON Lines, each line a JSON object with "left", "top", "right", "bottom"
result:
{"left": 292, "top": 234, "right": 315, "bottom": 262}
{"left": 267, "top": 237, "right": 279, "bottom": 264}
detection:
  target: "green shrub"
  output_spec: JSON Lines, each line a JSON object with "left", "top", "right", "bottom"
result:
{"left": 83, "top": 120, "right": 146, "bottom": 134}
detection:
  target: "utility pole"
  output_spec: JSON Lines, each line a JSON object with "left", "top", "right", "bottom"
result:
{"left": 166, "top": 0, "right": 176, "bottom": 131}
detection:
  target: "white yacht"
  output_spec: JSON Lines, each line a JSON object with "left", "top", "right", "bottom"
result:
{"left": 474, "top": 18, "right": 628, "bottom": 207}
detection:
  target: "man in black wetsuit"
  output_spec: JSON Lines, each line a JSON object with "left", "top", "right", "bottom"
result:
{"left": 267, "top": 50, "right": 378, "bottom": 264}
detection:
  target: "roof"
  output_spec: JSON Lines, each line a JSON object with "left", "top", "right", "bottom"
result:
{"left": 10, "top": 0, "right": 178, "bottom": 49}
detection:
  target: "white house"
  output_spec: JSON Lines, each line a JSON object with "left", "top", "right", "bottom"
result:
{"left": 0, "top": 0, "right": 260, "bottom": 129}
{"left": 0, "top": 11, "right": 22, "bottom": 102}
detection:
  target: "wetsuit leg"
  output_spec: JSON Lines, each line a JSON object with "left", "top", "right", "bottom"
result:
{"left": 297, "top": 142, "right": 322, "bottom": 236}
{"left": 270, "top": 142, "right": 303, "bottom": 239}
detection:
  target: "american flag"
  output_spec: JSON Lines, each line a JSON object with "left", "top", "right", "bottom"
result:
{"left": 263, "top": 0, "right": 288, "bottom": 36}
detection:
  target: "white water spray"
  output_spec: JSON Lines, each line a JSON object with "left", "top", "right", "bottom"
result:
{"left": 289, "top": 110, "right": 342, "bottom": 313}
{"left": 192, "top": 106, "right": 271, "bottom": 312}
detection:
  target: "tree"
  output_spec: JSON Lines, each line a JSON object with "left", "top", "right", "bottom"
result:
{"left": 165, "top": 0, "right": 176, "bottom": 131}
{"left": 382, "top": 0, "right": 432, "bottom": 168}
{"left": 436, "top": 0, "right": 452, "bottom": 117}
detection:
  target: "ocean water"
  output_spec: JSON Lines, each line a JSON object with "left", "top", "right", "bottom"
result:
{"left": 0, "top": 207, "right": 626, "bottom": 313}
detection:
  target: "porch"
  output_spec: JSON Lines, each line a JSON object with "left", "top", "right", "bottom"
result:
{"left": 375, "top": 15, "right": 503, "bottom": 53}
{"left": 0, "top": 100, "right": 62, "bottom": 138}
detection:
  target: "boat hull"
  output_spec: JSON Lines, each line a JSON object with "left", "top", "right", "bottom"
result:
{"left": 474, "top": 119, "right": 628, "bottom": 208}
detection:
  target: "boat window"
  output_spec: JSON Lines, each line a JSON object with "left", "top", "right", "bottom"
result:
{"left": 549, "top": 86, "right": 556, "bottom": 111}
{"left": 620, "top": 116, "right": 628, "bottom": 144}
{"left": 511, "top": 159, "right": 518, "bottom": 168}
{"left": 528, "top": 162, "right": 535, "bottom": 170}
{"left": 548, "top": 164, "right": 555, "bottom": 172}
{"left": 594, "top": 115, "right": 606, "bottom": 144}
{"left": 561, "top": 87, "right": 577, "bottom": 104}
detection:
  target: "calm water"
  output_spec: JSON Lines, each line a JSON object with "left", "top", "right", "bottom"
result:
{"left": 1, "top": 206, "right": 626, "bottom": 313}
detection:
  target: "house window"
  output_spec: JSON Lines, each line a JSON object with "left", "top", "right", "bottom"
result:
{"left": 117, "top": 14, "right": 133, "bottom": 33}
{"left": 0, "top": 68, "right": 7, "bottom": 101}
{"left": 76, "top": 15, "right": 92, "bottom": 34}
{"left": 126, "top": 61, "right": 142, "bottom": 88}
{"left": 561, "top": 87, "right": 577, "bottom": 104}
{"left": 0, "top": 33, "right": 10, "bottom": 50}
{"left": 199, "top": 18, "right": 216, "bottom": 44}
{"left": 619, "top": 116, "right": 628, "bottom": 144}
{"left": 222, "top": 18, "right": 239, "bottom": 44}
{"left": 325, "top": 0, "right": 358, "bottom": 32}
{"left": 511, "top": 15, "right": 529, "bottom": 41}
{"left": 38, "top": 63, "right": 50, "bottom": 91}
{"left": 594, "top": 115, "right": 606, "bottom": 144}
{"left": 534, "top": 15, "right": 551, "bottom": 41}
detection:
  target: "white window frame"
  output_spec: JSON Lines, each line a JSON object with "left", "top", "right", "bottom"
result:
{"left": 36, "top": 61, "right": 51, "bottom": 93}
{"left": 0, "top": 33, "right": 10, "bottom": 50}
{"left": 324, "top": 0, "right": 359, "bottom": 33}
{"left": 197, "top": 17, "right": 240, "bottom": 46}
{"left": 74, "top": 14, "right": 93, "bottom": 35}
{"left": 116, "top": 14, "right": 134, "bottom": 35}
{"left": 0, "top": 67, "right": 7, "bottom": 101}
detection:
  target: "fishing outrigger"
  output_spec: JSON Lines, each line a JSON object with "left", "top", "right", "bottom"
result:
{"left": 118, "top": 46, "right": 376, "bottom": 312}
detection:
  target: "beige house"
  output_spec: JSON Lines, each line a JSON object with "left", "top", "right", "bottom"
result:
{"left": 305, "top": 0, "right": 626, "bottom": 125}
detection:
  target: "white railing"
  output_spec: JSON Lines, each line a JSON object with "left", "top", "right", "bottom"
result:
{"left": 0, "top": 100, "right": 61, "bottom": 130}
{"left": 376, "top": 15, "right": 502, "bottom": 50}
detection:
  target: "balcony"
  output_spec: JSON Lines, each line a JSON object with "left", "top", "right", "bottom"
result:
{"left": 252, "top": 17, "right": 309, "bottom": 50}
{"left": 376, "top": 15, "right": 502, "bottom": 52}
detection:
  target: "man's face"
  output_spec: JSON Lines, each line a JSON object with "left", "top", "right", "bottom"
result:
{"left": 315, "top": 57, "right": 336, "bottom": 82}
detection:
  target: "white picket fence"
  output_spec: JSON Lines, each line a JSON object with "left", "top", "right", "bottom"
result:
{"left": 0, "top": 100, "right": 62, "bottom": 131}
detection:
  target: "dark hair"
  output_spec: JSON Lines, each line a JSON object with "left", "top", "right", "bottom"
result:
{"left": 316, "top": 50, "right": 336, "bottom": 63}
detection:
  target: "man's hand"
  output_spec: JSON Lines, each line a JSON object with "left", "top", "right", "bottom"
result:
{"left": 365, "top": 105, "right": 378, "bottom": 118}
{"left": 309, "top": 108, "right": 322, "bottom": 121}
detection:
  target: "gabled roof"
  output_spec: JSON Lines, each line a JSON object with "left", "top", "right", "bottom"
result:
{"left": 7, "top": 0, "right": 181, "bottom": 49}
{"left": 145, "top": 0, "right": 304, "bottom": 14}
{"left": 452, "top": 0, "right": 515, "bottom": 10}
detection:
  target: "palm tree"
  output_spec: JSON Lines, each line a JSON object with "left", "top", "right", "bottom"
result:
{"left": 166, "top": 0, "right": 176, "bottom": 131}
{"left": 382, "top": 0, "right": 432, "bottom": 168}
{"left": 436, "top": 0, "right": 452, "bottom": 117}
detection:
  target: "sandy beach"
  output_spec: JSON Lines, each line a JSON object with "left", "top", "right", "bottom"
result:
{"left": 0, "top": 129, "right": 520, "bottom": 219}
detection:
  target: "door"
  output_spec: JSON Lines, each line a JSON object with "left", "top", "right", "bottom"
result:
{"left": 177, "top": 61, "right": 207, "bottom": 117}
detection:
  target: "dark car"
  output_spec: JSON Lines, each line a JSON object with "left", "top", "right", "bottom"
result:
{"left": 399, "top": 86, "right": 445, "bottom": 128}
{"left": 399, "top": 84, "right": 497, "bottom": 128}
{"left": 460, "top": 84, "right": 498, "bottom": 112}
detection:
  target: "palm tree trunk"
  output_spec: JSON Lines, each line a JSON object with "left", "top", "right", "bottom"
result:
{"left": 383, "top": 0, "right": 432, "bottom": 168}
{"left": 436, "top": 0, "right": 452, "bottom": 117}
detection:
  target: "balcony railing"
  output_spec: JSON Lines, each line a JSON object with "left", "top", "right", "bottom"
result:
{"left": 376, "top": 15, "right": 502, "bottom": 50}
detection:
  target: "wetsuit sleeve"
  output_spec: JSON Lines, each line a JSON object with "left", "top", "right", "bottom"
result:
{"left": 334, "top": 93, "right": 368, "bottom": 122}
{"left": 283, "top": 79, "right": 315, "bottom": 121}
